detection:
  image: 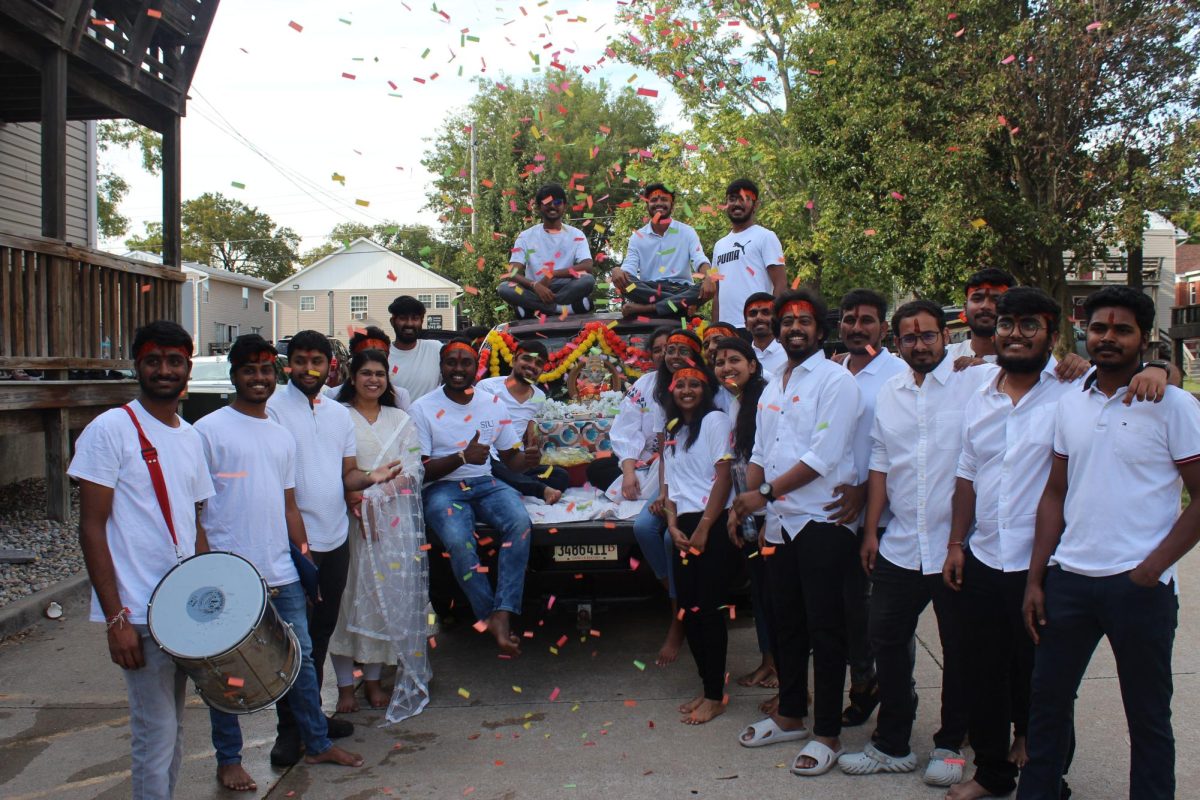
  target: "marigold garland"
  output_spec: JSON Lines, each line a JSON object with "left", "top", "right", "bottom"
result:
{"left": 476, "top": 321, "right": 658, "bottom": 384}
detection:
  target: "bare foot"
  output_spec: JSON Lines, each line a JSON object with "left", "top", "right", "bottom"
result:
{"left": 335, "top": 685, "right": 359, "bottom": 714}
{"left": 945, "top": 778, "right": 993, "bottom": 800}
{"left": 737, "top": 662, "right": 774, "bottom": 687}
{"left": 304, "top": 744, "right": 364, "bottom": 767}
{"left": 656, "top": 615, "right": 685, "bottom": 666}
{"left": 1008, "top": 735, "right": 1028, "bottom": 768}
{"left": 365, "top": 679, "right": 389, "bottom": 709}
{"left": 794, "top": 735, "right": 840, "bottom": 771}
{"left": 678, "top": 695, "right": 704, "bottom": 714}
{"left": 758, "top": 694, "right": 779, "bottom": 716}
{"left": 758, "top": 668, "right": 779, "bottom": 689}
{"left": 543, "top": 486, "right": 562, "bottom": 505}
{"left": 681, "top": 698, "right": 725, "bottom": 725}
{"left": 488, "top": 611, "right": 521, "bottom": 657}
{"left": 216, "top": 763, "right": 257, "bottom": 792}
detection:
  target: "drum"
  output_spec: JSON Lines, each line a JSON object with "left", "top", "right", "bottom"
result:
{"left": 147, "top": 552, "right": 301, "bottom": 714}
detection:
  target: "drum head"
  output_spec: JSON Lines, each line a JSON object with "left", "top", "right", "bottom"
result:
{"left": 148, "top": 552, "right": 266, "bottom": 659}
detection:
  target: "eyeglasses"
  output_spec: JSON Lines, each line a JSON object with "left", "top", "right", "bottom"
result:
{"left": 996, "top": 318, "right": 1047, "bottom": 337}
{"left": 897, "top": 331, "right": 941, "bottom": 348}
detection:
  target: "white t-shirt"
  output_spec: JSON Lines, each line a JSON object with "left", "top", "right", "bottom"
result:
{"left": 195, "top": 406, "right": 299, "bottom": 587}
{"left": 266, "top": 382, "right": 357, "bottom": 552}
{"left": 711, "top": 224, "right": 785, "bottom": 328}
{"left": 388, "top": 340, "right": 443, "bottom": 402}
{"left": 409, "top": 387, "right": 522, "bottom": 482}
{"left": 664, "top": 411, "right": 734, "bottom": 515}
{"left": 67, "top": 401, "right": 215, "bottom": 624}
{"left": 609, "top": 371, "right": 663, "bottom": 465}
{"left": 510, "top": 223, "right": 592, "bottom": 282}
{"left": 475, "top": 376, "right": 545, "bottom": 456}
{"left": 623, "top": 221, "right": 709, "bottom": 282}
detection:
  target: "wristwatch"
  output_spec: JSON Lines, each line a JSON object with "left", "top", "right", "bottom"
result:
{"left": 1144, "top": 359, "right": 1171, "bottom": 374}
{"left": 758, "top": 482, "right": 775, "bottom": 503}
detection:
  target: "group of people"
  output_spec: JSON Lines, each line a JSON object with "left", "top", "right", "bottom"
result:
{"left": 71, "top": 174, "right": 1198, "bottom": 800}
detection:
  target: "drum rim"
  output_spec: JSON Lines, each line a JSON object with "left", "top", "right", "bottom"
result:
{"left": 147, "top": 550, "right": 269, "bottom": 660}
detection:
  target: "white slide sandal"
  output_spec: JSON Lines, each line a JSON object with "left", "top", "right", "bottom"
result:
{"left": 790, "top": 740, "right": 844, "bottom": 776}
{"left": 737, "top": 717, "right": 810, "bottom": 748}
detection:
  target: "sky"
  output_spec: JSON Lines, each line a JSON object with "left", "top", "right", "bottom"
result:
{"left": 105, "top": 0, "right": 685, "bottom": 255}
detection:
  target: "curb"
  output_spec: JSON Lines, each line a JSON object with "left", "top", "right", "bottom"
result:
{"left": 0, "top": 571, "right": 91, "bottom": 641}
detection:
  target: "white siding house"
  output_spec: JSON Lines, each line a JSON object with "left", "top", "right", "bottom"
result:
{"left": 0, "top": 120, "right": 95, "bottom": 244}
{"left": 180, "top": 263, "right": 273, "bottom": 355}
{"left": 266, "top": 238, "right": 462, "bottom": 340}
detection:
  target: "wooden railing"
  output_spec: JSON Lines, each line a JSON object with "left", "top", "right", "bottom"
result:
{"left": 0, "top": 231, "right": 185, "bottom": 371}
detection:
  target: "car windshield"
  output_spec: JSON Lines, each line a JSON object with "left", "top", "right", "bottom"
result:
{"left": 189, "top": 362, "right": 231, "bottom": 382}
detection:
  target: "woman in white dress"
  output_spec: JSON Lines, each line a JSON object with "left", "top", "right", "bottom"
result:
{"left": 329, "top": 340, "right": 431, "bottom": 721}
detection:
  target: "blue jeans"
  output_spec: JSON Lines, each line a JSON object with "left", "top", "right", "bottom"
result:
{"left": 632, "top": 486, "right": 675, "bottom": 599}
{"left": 210, "top": 581, "right": 331, "bottom": 764}
{"left": 1018, "top": 567, "right": 1177, "bottom": 800}
{"left": 124, "top": 624, "right": 187, "bottom": 800}
{"left": 424, "top": 476, "right": 532, "bottom": 619}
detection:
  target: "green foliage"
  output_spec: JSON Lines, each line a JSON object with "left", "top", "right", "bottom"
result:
{"left": 96, "top": 121, "right": 162, "bottom": 239}
{"left": 125, "top": 192, "right": 300, "bottom": 284}
{"left": 300, "top": 222, "right": 452, "bottom": 269}
{"left": 421, "top": 70, "right": 664, "bottom": 325}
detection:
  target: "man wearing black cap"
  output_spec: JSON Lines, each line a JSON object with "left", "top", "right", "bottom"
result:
{"left": 387, "top": 295, "right": 443, "bottom": 401}
{"left": 612, "top": 183, "right": 713, "bottom": 318}
{"left": 498, "top": 183, "right": 596, "bottom": 318}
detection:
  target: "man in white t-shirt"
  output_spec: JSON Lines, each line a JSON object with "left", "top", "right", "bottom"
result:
{"left": 497, "top": 183, "right": 596, "bottom": 319}
{"left": 197, "top": 335, "right": 366, "bottom": 790}
{"left": 265, "top": 329, "right": 401, "bottom": 766}
{"left": 409, "top": 339, "right": 534, "bottom": 656}
{"left": 475, "top": 340, "right": 568, "bottom": 503}
{"left": 387, "top": 295, "right": 443, "bottom": 402}
{"left": 612, "top": 183, "right": 713, "bottom": 318}
{"left": 1019, "top": 287, "right": 1200, "bottom": 800}
{"left": 743, "top": 292, "right": 787, "bottom": 376}
{"left": 710, "top": 178, "right": 787, "bottom": 330}
{"left": 70, "top": 321, "right": 216, "bottom": 800}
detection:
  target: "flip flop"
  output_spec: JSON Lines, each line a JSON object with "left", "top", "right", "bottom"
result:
{"left": 790, "top": 740, "right": 844, "bottom": 776}
{"left": 737, "top": 716, "right": 810, "bottom": 748}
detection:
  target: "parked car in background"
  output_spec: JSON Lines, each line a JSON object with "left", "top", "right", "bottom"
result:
{"left": 180, "top": 354, "right": 288, "bottom": 423}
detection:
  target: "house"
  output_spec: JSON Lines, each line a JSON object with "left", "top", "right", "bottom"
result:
{"left": 0, "top": 121, "right": 95, "bottom": 246}
{"left": 1172, "top": 243, "right": 1200, "bottom": 307}
{"left": 265, "top": 237, "right": 463, "bottom": 341}
{"left": 181, "top": 263, "right": 273, "bottom": 355}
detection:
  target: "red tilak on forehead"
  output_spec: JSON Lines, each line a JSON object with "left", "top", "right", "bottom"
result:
{"left": 779, "top": 300, "right": 814, "bottom": 319}
{"left": 353, "top": 338, "right": 389, "bottom": 354}
{"left": 1107, "top": 310, "right": 1116, "bottom": 325}
{"left": 913, "top": 316, "right": 924, "bottom": 334}
{"left": 967, "top": 282, "right": 1009, "bottom": 296}
{"left": 443, "top": 341, "right": 477, "bottom": 358}
{"left": 747, "top": 300, "right": 774, "bottom": 314}
{"left": 136, "top": 343, "right": 190, "bottom": 361}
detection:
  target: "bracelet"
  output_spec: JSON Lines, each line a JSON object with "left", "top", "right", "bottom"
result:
{"left": 947, "top": 541, "right": 964, "bottom": 549}
{"left": 106, "top": 607, "right": 131, "bottom": 631}
{"left": 457, "top": 451, "right": 467, "bottom": 465}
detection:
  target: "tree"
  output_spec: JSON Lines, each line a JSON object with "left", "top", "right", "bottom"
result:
{"left": 299, "top": 222, "right": 453, "bottom": 270}
{"left": 96, "top": 121, "right": 162, "bottom": 239}
{"left": 125, "top": 192, "right": 300, "bottom": 283}
{"left": 421, "top": 70, "right": 664, "bottom": 325}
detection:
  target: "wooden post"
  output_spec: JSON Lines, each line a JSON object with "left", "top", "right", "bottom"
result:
{"left": 40, "top": 48, "right": 67, "bottom": 240}
{"left": 43, "top": 408, "right": 70, "bottom": 523}
{"left": 162, "top": 115, "right": 182, "bottom": 276}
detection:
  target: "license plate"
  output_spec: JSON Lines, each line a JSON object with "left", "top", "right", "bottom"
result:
{"left": 552, "top": 544, "right": 618, "bottom": 562}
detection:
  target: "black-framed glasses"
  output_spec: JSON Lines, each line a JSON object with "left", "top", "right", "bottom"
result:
{"left": 897, "top": 331, "right": 941, "bottom": 348}
{"left": 996, "top": 317, "right": 1047, "bottom": 337}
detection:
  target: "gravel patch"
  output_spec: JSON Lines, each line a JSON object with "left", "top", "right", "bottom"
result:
{"left": 0, "top": 478, "right": 83, "bottom": 609}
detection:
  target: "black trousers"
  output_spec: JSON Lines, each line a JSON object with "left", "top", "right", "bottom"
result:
{"left": 276, "top": 537, "right": 350, "bottom": 734}
{"left": 843, "top": 527, "right": 876, "bottom": 688}
{"left": 674, "top": 510, "right": 736, "bottom": 701}
{"left": 585, "top": 455, "right": 622, "bottom": 493}
{"left": 767, "top": 521, "right": 857, "bottom": 737}
{"left": 490, "top": 457, "right": 569, "bottom": 498}
{"left": 868, "top": 554, "right": 967, "bottom": 757}
{"left": 1018, "top": 567, "right": 1177, "bottom": 800}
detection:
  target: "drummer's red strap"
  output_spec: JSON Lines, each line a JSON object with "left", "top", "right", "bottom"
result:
{"left": 122, "top": 405, "right": 179, "bottom": 550}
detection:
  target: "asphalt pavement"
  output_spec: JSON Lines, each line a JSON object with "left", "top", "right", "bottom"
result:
{"left": 1, "top": 555, "right": 1197, "bottom": 800}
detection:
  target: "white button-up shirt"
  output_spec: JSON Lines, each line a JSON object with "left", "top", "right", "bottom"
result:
{"left": 609, "top": 371, "right": 662, "bottom": 465}
{"left": 623, "top": 220, "right": 709, "bottom": 282}
{"left": 751, "top": 350, "right": 861, "bottom": 543}
{"left": 946, "top": 337, "right": 997, "bottom": 364}
{"left": 1050, "top": 380, "right": 1200, "bottom": 587}
{"left": 753, "top": 339, "right": 788, "bottom": 378}
{"left": 843, "top": 348, "right": 908, "bottom": 530}
{"left": 957, "top": 357, "right": 1077, "bottom": 572}
{"left": 870, "top": 356, "right": 996, "bottom": 574}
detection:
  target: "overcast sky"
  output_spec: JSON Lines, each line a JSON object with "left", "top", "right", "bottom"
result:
{"left": 105, "top": 0, "right": 684, "bottom": 254}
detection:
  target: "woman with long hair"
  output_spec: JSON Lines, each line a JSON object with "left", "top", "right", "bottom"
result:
{"left": 328, "top": 341, "right": 431, "bottom": 721}
{"left": 712, "top": 336, "right": 779, "bottom": 707}
{"left": 660, "top": 359, "right": 737, "bottom": 724}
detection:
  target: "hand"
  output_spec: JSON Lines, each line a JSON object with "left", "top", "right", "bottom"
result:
{"left": 728, "top": 519, "right": 745, "bottom": 548}
{"left": 532, "top": 281, "right": 555, "bottom": 304}
{"left": 367, "top": 460, "right": 404, "bottom": 484}
{"left": 824, "top": 482, "right": 865, "bottom": 526}
{"left": 860, "top": 530, "right": 879, "bottom": 575}
{"left": 1022, "top": 580, "right": 1047, "bottom": 644}
{"left": 107, "top": 623, "right": 144, "bottom": 670}
{"left": 731, "top": 490, "right": 766, "bottom": 520}
{"left": 697, "top": 273, "right": 716, "bottom": 302}
{"left": 521, "top": 444, "right": 542, "bottom": 471}
{"left": 621, "top": 473, "right": 641, "bottom": 501}
{"left": 1129, "top": 561, "right": 1162, "bottom": 587}
{"left": 1054, "top": 352, "right": 1091, "bottom": 382}
{"left": 347, "top": 491, "right": 364, "bottom": 522}
{"left": 953, "top": 356, "right": 986, "bottom": 371}
{"left": 689, "top": 526, "right": 709, "bottom": 554}
{"left": 942, "top": 546, "right": 966, "bottom": 591}
{"left": 649, "top": 496, "right": 665, "bottom": 516}
{"left": 463, "top": 432, "right": 490, "bottom": 465}
{"left": 1125, "top": 367, "right": 1168, "bottom": 406}
{"left": 668, "top": 525, "right": 689, "bottom": 551}
{"left": 542, "top": 486, "right": 563, "bottom": 505}
{"left": 610, "top": 268, "right": 631, "bottom": 291}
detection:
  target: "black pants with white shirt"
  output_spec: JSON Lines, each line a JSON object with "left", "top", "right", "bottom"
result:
{"left": 673, "top": 511, "right": 736, "bottom": 702}
{"left": 869, "top": 554, "right": 967, "bottom": 757}
{"left": 768, "top": 521, "right": 857, "bottom": 738}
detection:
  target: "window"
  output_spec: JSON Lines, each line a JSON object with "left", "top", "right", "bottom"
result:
{"left": 203, "top": 283, "right": 210, "bottom": 303}
{"left": 214, "top": 322, "right": 227, "bottom": 343}
{"left": 1191, "top": 283, "right": 1197, "bottom": 305}
{"left": 263, "top": 301, "right": 270, "bottom": 313}
{"left": 426, "top": 315, "right": 443, "bottom": 330}
{"left": 251, "top": 326, "right": 262, "bottom": 334}
{"left": 241, "top": 287, "right": 249, "bottom": 309}
{"left": 350, "top": 295, "right": 368, "bottom": 313}
{"left": 417, "top": 293, "right": 433, "bottom": 307}
{"left": 300, "top": 296, "right": 315, "bottom": 311}
{"left": 435, "top": 294, "right": 450, "bottom": 309}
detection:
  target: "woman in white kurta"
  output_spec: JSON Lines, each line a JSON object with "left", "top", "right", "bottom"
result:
{"left": 329, "top": 346, "right": 431, "bottom": 722}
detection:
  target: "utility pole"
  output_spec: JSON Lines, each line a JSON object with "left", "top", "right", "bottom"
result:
{"left": 469, "top": 123, "right": 478, "bottom": 236}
